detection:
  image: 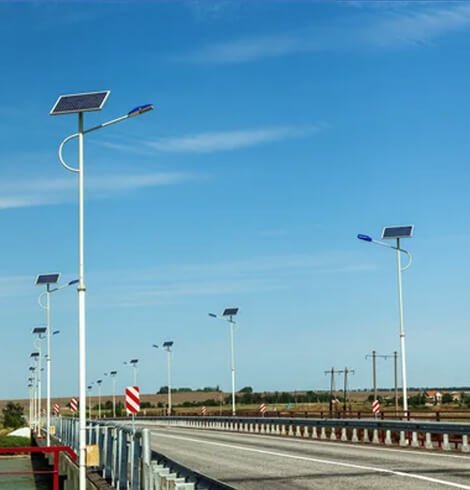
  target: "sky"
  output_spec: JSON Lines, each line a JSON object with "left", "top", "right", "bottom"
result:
{"left": 1, "top": 0, "right": 470, "bottom": 400}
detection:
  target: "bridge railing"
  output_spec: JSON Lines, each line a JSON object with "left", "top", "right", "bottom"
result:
{"left": 53, "top": 417, "right": 235, "bottom": 490}
{"left": 135, "top": 415, "right": 470, "bottom": 452}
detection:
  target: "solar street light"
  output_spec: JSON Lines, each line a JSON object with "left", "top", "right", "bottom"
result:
{"left": 153, "top": 341, "right": 174, "bottom": 416}
{"left": 357, "top": 225, "right": 413, "bottom": 413}
{"left": 209, "top": 308, "right": 239, "bottom": 416}
{"left": 51, "top": 90, "right": 153, "bottom": 490}
{"left": 31, "top": 328, "right": 46, "bottom": 434}
{"left": 104, "top": 370, "right": 118, "bottom": 418}
{"left": 36, "top": 274, "right": 76, "bottom": 446}
{"left": 124, "top": 359, "right": 139, "bottom": 385}
{"left": 96, "top": 379, "right": 103, "bottom": 419}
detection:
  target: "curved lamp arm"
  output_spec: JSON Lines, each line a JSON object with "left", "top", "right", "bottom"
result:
{"left": 58, "top": 133, "right": 80, "bottom": 173}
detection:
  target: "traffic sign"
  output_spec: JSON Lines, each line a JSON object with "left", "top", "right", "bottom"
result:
{"left": 372, "top": 399, "right": 381, "bottom": 415}
{"left": 125, "top": 386, "right": 140, "bottom": 415}
{"left": 70, "top": 398, "right": 78, "bottom": 413}
{"left": 259, "top": 403, "right": 267, "bottom": 415}
{"left": 201, "top": 406, "right": 207, "bottom": 416}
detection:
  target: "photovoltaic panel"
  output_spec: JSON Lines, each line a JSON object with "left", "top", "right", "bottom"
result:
{"left": 163, "top": 341, "right": 174, "bottom": 348}
{"left": 381, "top": 225, "right": 414, "bottom": 240}
{"left": 50, "top": 90, "right": 110, "bottom": 115}
{"left": 223, "top": 307, "right": 239, "bottom": 317}
{"left": 35, "top": 273, "right": 60, "bottom": 285}
{"left": 33, "top": 327, "right": 47, "bottom": 334}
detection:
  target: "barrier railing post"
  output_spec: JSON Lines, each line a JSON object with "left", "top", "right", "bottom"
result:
{"left": 142, "top": 428, "right": 151, "bottom": 490}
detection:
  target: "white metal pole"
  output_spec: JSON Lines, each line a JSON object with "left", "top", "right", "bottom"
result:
{"left": 38, "top": 337, "right": 42, "bottom": 433}
{"left": 46, "top": 289, "right": 51, "bottom": 446}
{"left": 98, "top": 385, "right": 101, "bottom": 419}
{"left": 396, "top": 238, "right": 408, "bottom": 413}
{"left": 112, "top": 376, "right": 116, "bottom": 418}
{"left": 133, "top": 365, "right": 137, "bottom": 386}
{"left": 167, "top": 349, "right": 172, "bottom": 416}
{"left": 229, "top": 319, "right": 236, "bottom": 416}
{"left": 77, "top": 112, "right": 87, "bottom": 490}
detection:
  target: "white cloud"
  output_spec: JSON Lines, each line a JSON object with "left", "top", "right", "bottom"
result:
{"left": 145, "top": 125, "right": 320, "bottom": 154}
{"left": 0, "top": 172, "right": 195, "bottom": 210}
{"left": 178, "top": 3, "right": 470, "bottom": 63}
{"left": 364, "top": 4, "right": 470, "bottom": 47}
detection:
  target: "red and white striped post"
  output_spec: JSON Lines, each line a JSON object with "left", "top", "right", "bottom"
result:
{"left": 125, "top": 386, "right": 140, "bottom": 432}
{"left": 372, "top": 399, "right": 381, "bottom": 417}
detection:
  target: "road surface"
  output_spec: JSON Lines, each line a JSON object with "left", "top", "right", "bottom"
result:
{"left": 143, "top": 424, "right": 470, "bottom": 489}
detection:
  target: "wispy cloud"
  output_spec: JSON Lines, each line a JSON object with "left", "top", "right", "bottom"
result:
{"left": 178, "top": 3, "right": 470, "bottom": 63}
{"left": 144, "top": 125, "right": 320, "bottom": 154}
{"left": 0, "top": 172, "right": 195, "bottom": 210}
{"left": 364, "top": 3, "right": 470, "bottom": 47}
{"left": 92, "top": 252, "right": 377, "bottom": 307}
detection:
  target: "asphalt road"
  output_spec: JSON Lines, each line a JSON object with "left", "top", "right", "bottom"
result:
{"left": 142, "top": 424, "right": 470, "bottom": 489}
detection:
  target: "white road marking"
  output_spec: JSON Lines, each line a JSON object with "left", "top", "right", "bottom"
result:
{"left": 151, "top": 431, "right": 470, "bottom": 489}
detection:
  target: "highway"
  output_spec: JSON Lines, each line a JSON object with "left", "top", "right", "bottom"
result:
{"left": 144, "top": 424, "right": 470, "bottom": 489}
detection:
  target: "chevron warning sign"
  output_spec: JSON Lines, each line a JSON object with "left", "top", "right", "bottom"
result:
{"left": 70, "top": 398, "right": 78, "bottom": 413}
{"left": 125, "top": 386, "right": 140, "bottom": 415}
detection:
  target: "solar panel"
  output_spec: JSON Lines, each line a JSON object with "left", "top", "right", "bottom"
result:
{"left": 381, "top": 225, "right": 414, "bottom": 240}
{"left": 30, "top": 352, "right": 39, "bottom": 358}
{"left": 50, "top": 90, "right": 110, "bottom": 115}
{"left": 33, "top": 327, "right": 47, "bottom": 334}
{"left": 110, "top": 371, "right": 117, "bottom": 375}
{"left": 223, "top": 307, "right": 239, "bottom": 317}
{"left": 35, "top": 273, "right": 60, "bottom": 285}
{"left": 130, "top": 359, "right": 139, "bottom": 364}
{"left": 163, "top": 341, "right": 174, "bottom": 348}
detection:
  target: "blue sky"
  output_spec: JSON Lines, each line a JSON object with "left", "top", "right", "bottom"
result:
{"left": 2, "top": 0, "right": 470, "bottom": 400}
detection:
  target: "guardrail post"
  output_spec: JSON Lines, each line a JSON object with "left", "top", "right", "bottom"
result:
{"left": 442, "top": 434, "right": 451, "bottom": 451}
{"left": 320, "top": 427, "right": 327, "bottom": 440}
{"left": 411, "top": 432, "right": 419, "bottom": 448}
{"left": 330, "top": 428, "right": 336, "bottom": 441}
{"left": 288, "top": 424, "right": 294, "bottom": 437}
{"left": 295, "top": 426, "right": 301, "bottom": 437}
{"left": 399, "top": 431, "right": 408, "bottom": 447}
{"left": 372, "top": 429, "right": 380, "bottom": 444}
{"left": 351, "top": 428, "right": 358, "bottom": 442}
{"left": 424, "top": 432, "right": 433, "bottom": 449}
{"left": 462, "top": 435, "right": 469, "bottom": 453}
{"left": 341, "top": 428, "right": 347, "bottom": 441}
{"left": 312, "top": 426, "right": 318, "bottom": 439}
{"left": 385, "top": 430, "right": 392, "bottom": 445}
{"left": 281, "top": 424, "right": 286, "bottom": 436}
{"left": 362, "top": 429, "right": 369, "bottom": 443}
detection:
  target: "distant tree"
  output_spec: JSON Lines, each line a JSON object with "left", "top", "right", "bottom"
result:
{"left": 141, "top": 401, "right": 154, "bottom": 409}
{"left": 238, "top": 386, "right": 253, "bottom": 393}
{"left": 158, "top": 386, "right": 169, "bottom": 394}
{"left": 2, "top": 402, "right": 25, "bottom": 429}
{"left": 442, "top": 393, "right": 453, "bottom": 404}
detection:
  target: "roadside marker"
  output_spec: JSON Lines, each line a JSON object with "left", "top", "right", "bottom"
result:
{"left": 70, "top": 398, "right": 78, "bottom": 413}
{"left": 372, "top": 400, "right": 381, "bottom": 415}
{"left": 259, "top": 403, "right": 267, "bottom": 416}
{"left": 201, "top": 406, "right": 207, "bottom": 416}
{"left": 125, "top": 386, "right": 140, "bottom": 415}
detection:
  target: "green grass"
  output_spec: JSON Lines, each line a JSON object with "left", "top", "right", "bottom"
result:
{"left": 0, "top": 435, "right": 31, "bottom": 448}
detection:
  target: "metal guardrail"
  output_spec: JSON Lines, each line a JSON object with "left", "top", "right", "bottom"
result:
{"left": 132, "top": 415, "right": 470, "bottom": 452}
{"left": 53, "top": 417, "right": 236, "bottom": 490}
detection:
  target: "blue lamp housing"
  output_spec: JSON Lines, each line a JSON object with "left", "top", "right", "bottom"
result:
{"left": 357, "top": 234, "right": 372, "bottom": 242}
{"left": 128, "top": 104, "right": 154, "bottom": 117}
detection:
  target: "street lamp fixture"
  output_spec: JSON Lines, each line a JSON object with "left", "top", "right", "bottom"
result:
{"left": 209, "top": 307, "right": 239, "bottom": 416}
{"left": 153, "top": 342, "right": 174, "bottom": 416}
{"left": 51, "top": 89, "right": 153, "bottom": 490}
{"left": 104, "top": 371, "right": 118, "bottom": 418}
{"left": 36, "top": 273, "right": 76, "bottom": 446}
{"left": 357, "top": 225, "right": 413, "bottom": 413}
{"left": 124, "top": 359, "right": 139, "bottom": 386}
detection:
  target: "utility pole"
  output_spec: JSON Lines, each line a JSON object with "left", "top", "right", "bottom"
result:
{"left": 324, "top": 368, "right": 343, "bottom": 416}
{"left": 366, "top": 350, "right": 396, "bottom": 405}
{"left": 342, "top": 367, "right": 355, "bottom": 412}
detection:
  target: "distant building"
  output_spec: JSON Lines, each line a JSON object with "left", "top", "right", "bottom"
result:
{"left": 424, "top": 390, "right": 442, "bottom": 405}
